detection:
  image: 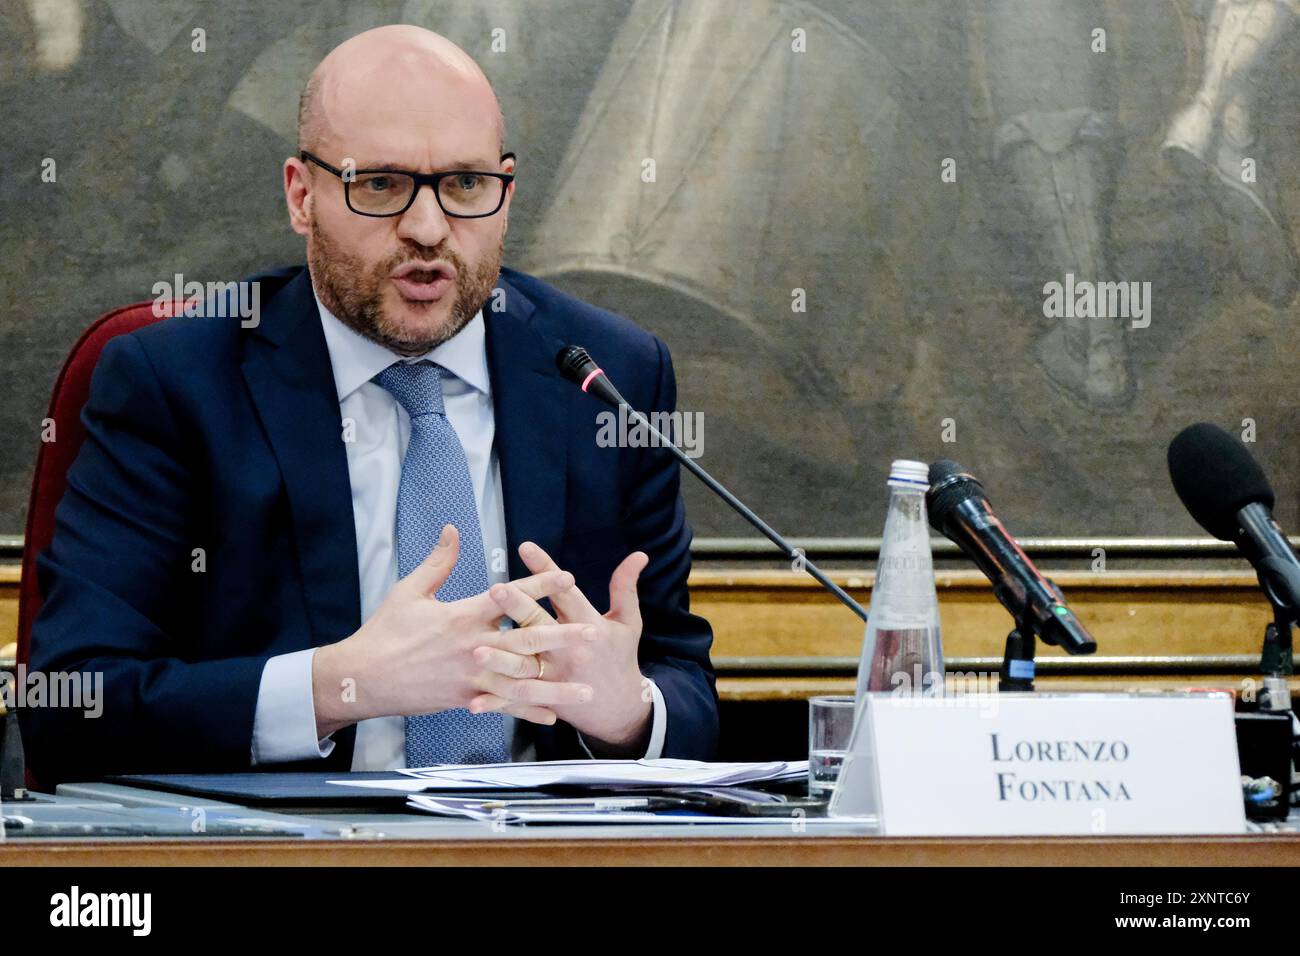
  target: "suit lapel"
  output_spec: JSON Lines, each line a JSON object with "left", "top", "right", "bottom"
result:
{"left": 486, "top": 272, "right": 570, "bottom": 580}
{"left": 239, "top": 268, "right": 362, "bottom": 648}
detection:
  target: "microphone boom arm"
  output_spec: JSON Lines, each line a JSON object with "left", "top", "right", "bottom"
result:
{"left": 556, "top": 344, "right": 868, "bottom": 623}
{"left": 621, "top": 403, "right": 869, "bottom": 623}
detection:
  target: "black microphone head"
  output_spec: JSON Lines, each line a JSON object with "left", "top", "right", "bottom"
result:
{"left": 556, "top": 345, "right": 597, "bottom": 384}
{"left": 555, "top": 344, "right": 625, "bottom": 406}
{"left": 1167, "top": 423, "right": 1275, "bottom": 541}
{"left": 926, "top": 459, "right": 987, "bottom": 533}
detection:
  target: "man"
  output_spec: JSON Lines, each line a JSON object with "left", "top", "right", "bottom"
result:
{"left": 22, "top": 25, "right": 718, "bottom": 784}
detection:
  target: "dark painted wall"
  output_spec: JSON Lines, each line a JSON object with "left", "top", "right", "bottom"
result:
{"left": 3, "top": 0, "right": 1297, "bottom": 542}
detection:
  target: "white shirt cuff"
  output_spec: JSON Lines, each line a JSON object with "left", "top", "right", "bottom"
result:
{"left": 250, "top": 649, "right": 336, "bottom": 765}
{"left": 577, "top": 677, "right": 667, "bottom": 760}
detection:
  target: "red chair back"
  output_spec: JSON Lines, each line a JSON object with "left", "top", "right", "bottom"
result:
{"left": 17, "top": 302, "right": 173, "bottom": 668}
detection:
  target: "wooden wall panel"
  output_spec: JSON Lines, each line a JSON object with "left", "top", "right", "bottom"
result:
{"left": 691, "top": 569, "right": 1272, "bottom": 660}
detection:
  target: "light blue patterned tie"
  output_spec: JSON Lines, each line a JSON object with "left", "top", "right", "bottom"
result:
{"left": 375, "top": 360, "right": 509, "bottom": 766}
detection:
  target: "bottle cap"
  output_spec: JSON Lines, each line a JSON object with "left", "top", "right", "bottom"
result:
{"left": 887, "top": 459, "right": 930, "bottom": 490}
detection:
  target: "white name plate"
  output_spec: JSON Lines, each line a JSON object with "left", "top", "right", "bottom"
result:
{"left": 862, "top": 693, "right": 1247, "bottom": 836}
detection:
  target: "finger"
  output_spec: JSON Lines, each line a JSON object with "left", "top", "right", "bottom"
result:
{"left": 506, "top": 562, "right": 579, "bottom": 607}
{"left": 469, "top": 694, "right": 557, "bottom": 726}
{"left": 608, "top": 551, "right": 649, "bottom": 623}
{"left": 479, "top": 622, "right": 597, "bottom": 660}
{"left": 488, "top": 580, "right": 559, "bottom": 629}
{"left": 477, "top": 672, "right": 594, "bottom": 708}
{"left": 459, "top": 569, "right": 573, "bottom": 624}
{"left": 473, "top": 645, "right": 543, "bottom": 680}
{"left": 402, "top": 524, "right": 460, "bottom": 598}
{"left": 518, "top": 541, "right": 600, "bottom": 621}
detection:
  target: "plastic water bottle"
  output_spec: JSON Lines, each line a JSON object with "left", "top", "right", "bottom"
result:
{"left": 830, "top": 460, "right": 944, "bottom": 820}
{"left": 855, "top": 460, "right": 944, "bottom": 701}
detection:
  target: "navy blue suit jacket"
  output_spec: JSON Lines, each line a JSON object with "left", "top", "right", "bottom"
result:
{"left": 23, "top": 265, "right": 719, "bottom": 783}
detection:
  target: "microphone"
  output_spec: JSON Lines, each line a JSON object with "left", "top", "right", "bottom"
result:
{"left": 555, "top": 345, "right": 869, "bottom": 623}
{"left": 926, "top": 459, "right": 1097, "bottom": 654}
{"left": 1167, "top": 422, "right": 1300, "bottom": 616}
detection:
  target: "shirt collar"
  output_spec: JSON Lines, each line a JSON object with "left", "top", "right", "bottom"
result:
{"left": 314, "top": 290, "right": 490, "bottom": 403}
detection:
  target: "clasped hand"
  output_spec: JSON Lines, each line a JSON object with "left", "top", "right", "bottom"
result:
{"left": 313, "top": 524, "right": 653, "bottom": 751}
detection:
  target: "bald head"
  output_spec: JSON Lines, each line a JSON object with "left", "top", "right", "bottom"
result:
{"left": 287, "top": 26, "right": 514, "bottom": 358}
{"left": 297, "top": 25, "right": 505, "bottom": 155}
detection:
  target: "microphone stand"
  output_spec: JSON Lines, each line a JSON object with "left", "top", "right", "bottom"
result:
{"left": 997, "top": 575, "right": 1076, "bottom": 692}
{"left": 1251, "top": 590, "right": 1297, "bottom": 818}
{"left": 0, "top": 700, "right": 28, "bottom": 800}
{"left": 1259, "top": 606, "right": 1295, "bottom": 714}
{"left": 998, "top": 620, "right": 1036, "bottom": 693}
{"left": 1239, "top": 532, "right": 1300, "bottom": 708}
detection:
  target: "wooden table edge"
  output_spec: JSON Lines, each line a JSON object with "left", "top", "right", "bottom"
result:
{"left": 3, "top": 833, "right": 1297, "bottom": 866}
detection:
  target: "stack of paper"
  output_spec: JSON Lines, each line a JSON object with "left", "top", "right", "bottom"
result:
{"left": 404, "top": 793, "right": 842, "bottom": 826}
{"left": 401, "top": 757, "right": 807, "bottom": 789}
{"left": 328, "top": 758, "right": 808, "bottom": 794}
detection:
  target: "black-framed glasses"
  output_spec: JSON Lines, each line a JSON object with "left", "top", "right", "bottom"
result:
{"left": 300, "top": 150, "right": 515, "bottom": 219}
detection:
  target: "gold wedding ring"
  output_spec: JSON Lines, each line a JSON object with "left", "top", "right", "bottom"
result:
{"left": 535, "top": 656, "right": 545, "bottom": 680}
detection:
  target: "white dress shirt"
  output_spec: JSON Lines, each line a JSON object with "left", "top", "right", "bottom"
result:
{"left": 250, "top": 293, "right": 666, "bottom": 768}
